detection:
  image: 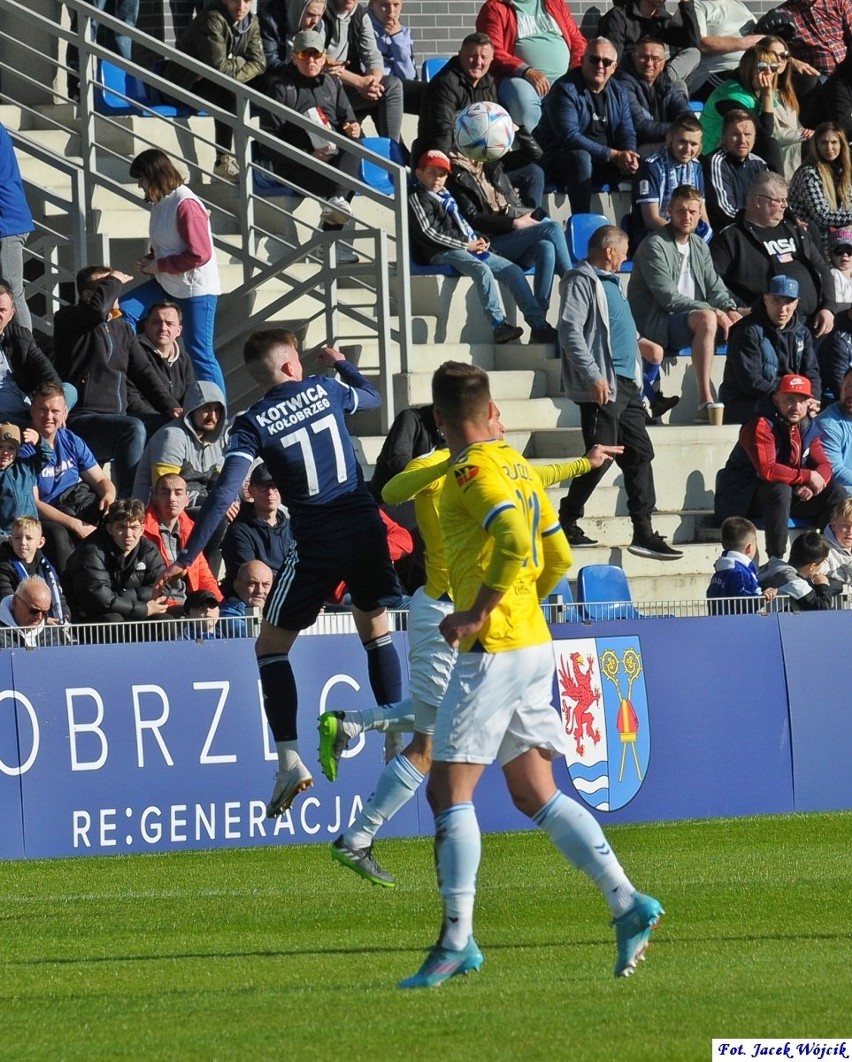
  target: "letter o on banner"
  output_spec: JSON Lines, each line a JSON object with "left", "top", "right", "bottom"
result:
{"left": 0, "top": 690, "right": 40, "bottom": 775}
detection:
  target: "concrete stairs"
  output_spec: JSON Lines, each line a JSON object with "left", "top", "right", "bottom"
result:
{"left": 7, "top": 98, "right": 731, "bottom": 604}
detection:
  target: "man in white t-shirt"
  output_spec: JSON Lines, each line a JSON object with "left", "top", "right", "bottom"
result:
{"left": 692, "top": 0, "right": 764, "bottom": 95}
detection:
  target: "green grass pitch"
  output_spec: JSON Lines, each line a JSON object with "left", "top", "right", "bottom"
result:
{"left": 2, "top": 812, "right": 849, "bottom": 1060}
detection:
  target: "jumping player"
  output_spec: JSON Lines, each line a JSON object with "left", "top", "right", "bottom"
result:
{"left": 158, "top": 329, "right": 402, "bottom": 817}
{"left": 323, "top": 420, "right": 621, "bottom": 887}
{"left": 400, "top": 361, "right": 663, "bottom": 987}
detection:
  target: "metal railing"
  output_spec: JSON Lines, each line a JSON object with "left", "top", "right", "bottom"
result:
{"left": 0, "top": 0, "right": 414, "bottom": 430}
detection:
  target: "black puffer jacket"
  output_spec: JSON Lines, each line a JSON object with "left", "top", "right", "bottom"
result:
{"left": 65, "top": 524, "right": 165, "bottom": 622}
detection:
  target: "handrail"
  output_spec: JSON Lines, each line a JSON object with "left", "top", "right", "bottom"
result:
{"left": 0, "top": 0, "right": 414, "bottom": 431}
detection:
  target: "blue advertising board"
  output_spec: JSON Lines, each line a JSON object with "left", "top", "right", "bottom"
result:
{"left": 778, "top": 612, "right": 852, "bottom": 812}
{"left": 0, "top": 610, "right": 849, "bottom": 860}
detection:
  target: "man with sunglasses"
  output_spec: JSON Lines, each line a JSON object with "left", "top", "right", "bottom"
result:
{"left": 535, "top": 37, "right": 639, "bottom": 214}
{"left": 0, "top": 576, "right": 63, "bottom": 648}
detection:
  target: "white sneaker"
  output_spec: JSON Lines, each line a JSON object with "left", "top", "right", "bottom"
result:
{"left": 213, "top": 154, "right": 239, "bottom": 181}
{"left": 320, "top": 195, "right": 352, "bottom": 226}
{"left": 266, "top": 760, "right": 313, "bottom": 817}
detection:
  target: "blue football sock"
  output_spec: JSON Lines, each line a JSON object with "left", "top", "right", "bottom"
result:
{"left": 533, "top": 791, "right": 634, "bottom": 916}
{"left": 435, "top": 803, "right": 481, "bottom": 950}
{"left": 363, "top": 634, "right": 402, "bottom": 705}
{"left": 258, "top": 654, "right": 297, "bottom": 741}
{"left": 344, "top": 753, "right": 424, "bottom": 849}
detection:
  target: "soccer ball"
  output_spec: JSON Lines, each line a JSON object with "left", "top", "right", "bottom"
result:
{"left": 454, "top": 102, "right": 515, "bottom": 163}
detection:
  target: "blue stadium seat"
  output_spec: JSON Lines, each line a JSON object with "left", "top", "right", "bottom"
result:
{"left": 576, "top": 564, "right": 643, "bottom": 621}
{"left": 566, "top": 212, "right": 612, "bottom": 265}
{"left": 543, "top": 574, "right": 582, "bottom": 622}
{"left": 671, "top": 344, "right": 728, "bottom": 356}
{"left": 358, "top": 137, "right": 407, "bottom": 196}
{"left": 95, "top": 59, "right": 196, "bottom": 117}
{"left": 689, "top": 100, "right": 704, "bottom": 113}
{"left": 252, "top": 164, "right": 302, "bottom": 199}
{"left": 421, "top": 57, "right": 449, "bottom": 82}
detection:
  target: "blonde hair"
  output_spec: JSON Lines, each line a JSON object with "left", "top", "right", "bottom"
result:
{"left": 809, "top": 122, "right": 852, "bottom": 211}
{"left": 11, "top": 515, "right": 42, "bottom": 536}
{"left": 832, "top": 496, "right": 852, "bottom": 523}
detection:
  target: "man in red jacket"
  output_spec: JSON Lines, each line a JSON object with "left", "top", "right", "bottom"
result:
{"left": 143, "top": 473, "right": 221, "bottom": 611}
{"left": 475, "top": 0, "right": 586, "bottom": 133}
{"left": 715, "top": 374, "right": 846, "bottom": 558}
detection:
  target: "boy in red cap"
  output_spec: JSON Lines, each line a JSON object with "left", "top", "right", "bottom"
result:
{"left": 408, "top": 149, "right": 558, "bottom": 344}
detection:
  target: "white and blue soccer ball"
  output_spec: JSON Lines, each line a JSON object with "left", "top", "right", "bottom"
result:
{"left": 454, "top": 101, "right": 515, "bottom": 163}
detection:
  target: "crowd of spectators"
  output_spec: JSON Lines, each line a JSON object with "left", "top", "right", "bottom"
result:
{"left": 8, "top": 0, "right": 852, "bottom": 627}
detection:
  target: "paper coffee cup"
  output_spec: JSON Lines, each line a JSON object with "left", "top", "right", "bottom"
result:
{"left": 708, "top": 402, "right": 724, "bottom": 426}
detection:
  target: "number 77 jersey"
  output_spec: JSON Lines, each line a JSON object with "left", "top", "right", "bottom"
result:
{"left": 226, "top": 367, "right": 379, "bottom": 535}
{"left": 440, "top": 439, "right": 565, "bottom": 654}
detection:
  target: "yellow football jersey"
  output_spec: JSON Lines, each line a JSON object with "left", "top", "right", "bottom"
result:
{"left": 382, "top": 448, "right": 451, "bottom": 600}
{"left": 440, "top": 439, "right": 566, "bottom": 653}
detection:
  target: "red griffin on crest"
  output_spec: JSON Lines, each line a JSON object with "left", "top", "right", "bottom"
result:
{"left": 558, "top": 652, "right": 601, "bottom": 756}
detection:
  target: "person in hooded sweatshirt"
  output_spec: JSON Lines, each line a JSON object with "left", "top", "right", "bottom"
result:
{"left": 706, "top": 515, "right": 777, "bottom": 614}
{"left": 133, "top": 380, "right": 227, "bottom": 509}
{"left": 720, "top": 275, "right": 822, "bottom": 425}
{"left": 125, "top": 301, "right": 197, "bottom": 435}
{"left": 757, "top": 529, "right": 836, "bottom": 610}
{"left": 259, "top": 0, "right": 327, "bottom": 76}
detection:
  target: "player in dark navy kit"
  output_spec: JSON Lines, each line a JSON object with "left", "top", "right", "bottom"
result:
{"left": 159, "top": 329, "right": 403, "bottom": 816}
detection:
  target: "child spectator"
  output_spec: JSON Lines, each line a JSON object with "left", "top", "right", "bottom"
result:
{"left": 823, "top": 497, "right": 852, "bottom": 591}
{"left": 408, "top": 150, "right": 553, "bottom": 345}
{"left": 758, "top": 529, "right": 835, "bottom": 610}
{"left": 707, "top": 515, "right": 777, "bottom": 614}
{"left": 0, "top": 515, "right": 69, "bottom": 623}
{"left": 181, "top": 587, "right": 223, "bottom": 640}
{"left": 827, "top": 227, "right": 852, "bottom": 308}
{"left": 0, "top": 421, "right": 51, "bottom": 535}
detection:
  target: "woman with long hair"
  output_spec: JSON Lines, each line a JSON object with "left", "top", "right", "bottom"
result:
{"left": 700, "top": 45, "right": 783, "bottom": 173}
{"left": 789, "top": 122, "right": 852, "bottom": 252}
{"left": 758, "top": 34, "right": 812, "bottom": 178}
{"left": 119, "top": 150, "right": 224, "bottom": 393}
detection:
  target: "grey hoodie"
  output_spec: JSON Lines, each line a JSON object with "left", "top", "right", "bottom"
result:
{"left": 133, "top": 380, "right": 228, "bottom": 505}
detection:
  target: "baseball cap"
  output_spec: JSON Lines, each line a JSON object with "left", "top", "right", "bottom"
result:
{"left": 777, "top": 374, "right": 812, "bottom": 396}
{"left": 249, "top": 462, "right": 274, "bottom": 486}
{"left": 0, "top": 422, "right": 21, "bottom": 445}
{"left": 293, "top": 29, "right": 325, "bottom": 54}
{"left": 184, "top": 589, "right": 219, "bottom": 612}
{"left": 416, "top": 149, "right": 452, "bottom": 173}
{"left": 830, "top": 228, "right": 852, "bottom": 250}
{"left": 768, "top": 275, "right": 799, "bottom": 299}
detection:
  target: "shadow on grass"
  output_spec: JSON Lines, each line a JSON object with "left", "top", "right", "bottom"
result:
{"left": 4, "top": 928, "right": 847, "bottom": 969}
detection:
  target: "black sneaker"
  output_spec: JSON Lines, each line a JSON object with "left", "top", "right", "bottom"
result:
{"left": 529, "top": 323, "right": 559, "bottom": 344}
{"left": 628, "top": 531, "right": 683, "bottom": 560}
{"left": 649, "top": 393, "right": 680, "bottom": 419}
{"left": 562, "top": 522, "right": 599, "bottom": 547}
{"left": 493, "top": 321, "right": 524, "bottom": 344}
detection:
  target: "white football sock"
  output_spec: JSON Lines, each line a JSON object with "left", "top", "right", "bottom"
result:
{"left": 533, "top": 791, "right": 634, "bottom": 917}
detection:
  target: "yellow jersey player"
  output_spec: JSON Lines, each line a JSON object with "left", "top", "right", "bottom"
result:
{"left": 323, "top": 412, "right": 620, "bottom": 886}
{"left": 400, "top": 362, "right": 663, "bottom": 988}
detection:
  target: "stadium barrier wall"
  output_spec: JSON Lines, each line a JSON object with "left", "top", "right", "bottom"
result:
{"left": 0, "top": 614, "right": 849, "bottom": 860}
